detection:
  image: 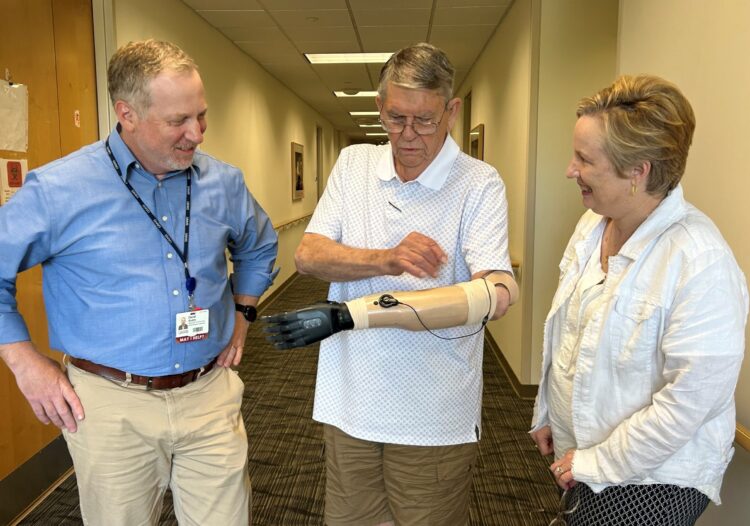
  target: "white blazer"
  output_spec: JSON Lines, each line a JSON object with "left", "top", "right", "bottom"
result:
{"left": 532, "top": 185, "right": 748, "bottom": 504}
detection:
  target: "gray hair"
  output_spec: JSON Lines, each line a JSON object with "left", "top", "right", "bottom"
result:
{"left": 378, "top": 43, "right": 455, "bottom": 101}
{"left": 107, "top": 39, "right": 198, "bottom": 114}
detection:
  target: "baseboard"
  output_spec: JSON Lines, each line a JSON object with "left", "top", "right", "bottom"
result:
{"left": 483, "top": 331, "right": 538, "bottom": 400}
{"left": 0, "top": 435, "right": 72, "bottom": 525}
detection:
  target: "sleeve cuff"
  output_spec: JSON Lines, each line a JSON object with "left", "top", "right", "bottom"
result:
{"left": 0, "top": 313, "right": 31, "bottom": 345}
{"left": 231, "top": 268, "right": 280, "bottom": 297}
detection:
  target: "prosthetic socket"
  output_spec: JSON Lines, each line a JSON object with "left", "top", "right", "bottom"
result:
{"left": 262, "top": 271, "right": 518, "bottom": 350}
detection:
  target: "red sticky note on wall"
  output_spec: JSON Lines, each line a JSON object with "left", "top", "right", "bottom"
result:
{"left": 7, "top": 161, "right": 23, "bottom": 187}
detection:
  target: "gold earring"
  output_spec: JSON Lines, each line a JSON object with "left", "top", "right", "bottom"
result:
{"left": 631, "top": 180, "right": 637, "bottom": 196}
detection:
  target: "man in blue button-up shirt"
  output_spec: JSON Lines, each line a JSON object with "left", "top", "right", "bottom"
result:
{"left": 0, "top": 40, "right": 277, "bottom": 525}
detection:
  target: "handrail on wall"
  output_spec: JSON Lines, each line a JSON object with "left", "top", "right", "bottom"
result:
{"left": 737, "top": 423, "right": 750, "bottom": 452}
{"left": 274, "top": 214, "right": 312, "bottom": 233}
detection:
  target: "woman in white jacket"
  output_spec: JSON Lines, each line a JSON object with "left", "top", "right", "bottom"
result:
{"left": 530, "top": 75, "right": 748, "bottom": 525}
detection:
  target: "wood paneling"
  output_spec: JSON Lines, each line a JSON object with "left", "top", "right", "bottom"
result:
{"left": 0, "top": 0, "right": 97, "bottom": 480}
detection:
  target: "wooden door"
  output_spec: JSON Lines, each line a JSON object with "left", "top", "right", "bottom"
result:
{"left": 0, "top": 0, "right": 98, "bottom": 480}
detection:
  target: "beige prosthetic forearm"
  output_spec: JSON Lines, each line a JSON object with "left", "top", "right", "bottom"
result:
{"left": 344, "top": 271, "right": 518, "bottom": 332}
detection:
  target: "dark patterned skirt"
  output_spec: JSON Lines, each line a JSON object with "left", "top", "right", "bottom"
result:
{"left": 558, "top": 483, "right": 709, "bottom": 526}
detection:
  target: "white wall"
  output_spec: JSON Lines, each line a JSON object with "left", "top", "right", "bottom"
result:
{"left": 455, "top": 0, "right": 534, "bottom": 381}
{"left": 529, "top": 0, "right": 618, "bottom": 382}
{"left": 455, "top": 0, "right": 618, "bottom": 384}
{"left": 109, "top": 0, "right": 338, "bottom": 296}
{"left": 618, "top": 1, "right": 750, "bottom": 521}
{"left": 618, "top": 0, "right": 750, "bottom": 438}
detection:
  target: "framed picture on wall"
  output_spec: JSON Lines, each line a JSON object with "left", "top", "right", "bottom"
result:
{"left": 469, "top": 124, "right": 484, "bottom": 160}
{"left": 291, "top": 142, "right": 304, "bottom": 201}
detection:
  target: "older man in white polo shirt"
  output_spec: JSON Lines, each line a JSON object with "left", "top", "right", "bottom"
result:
{"left": 273, "top": 43, "right": 515, "bottom": 526}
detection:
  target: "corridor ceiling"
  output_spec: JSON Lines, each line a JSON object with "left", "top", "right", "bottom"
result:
{"left": 181, "top": 0, "right": 512, "bottom": 140}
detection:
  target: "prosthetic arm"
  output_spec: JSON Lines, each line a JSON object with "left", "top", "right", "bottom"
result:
{"left": 262, "top": 271, "right": 518, "bottom": 349}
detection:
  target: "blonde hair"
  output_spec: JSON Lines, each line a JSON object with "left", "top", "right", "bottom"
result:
{"left": 107, "top": 39, "right": 197, "bottom": 114}
{"left": 576, "top": 75, "right": 695, "bottom": 196}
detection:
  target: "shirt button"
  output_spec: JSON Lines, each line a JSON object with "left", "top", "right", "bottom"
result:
{"left": 167, "top": 252, "right": 174, "bottom": 259}
{"left": 174, "top": 363, "right": 181, "bottom": 369}
{"left": 157, "top": 182, "right": 162, "bottom": 188}
{"left": 161, "top": 215, "right": 168, "bottom": 222}
{"left": 172, "top": 289, "right": 180, "bottom": 296}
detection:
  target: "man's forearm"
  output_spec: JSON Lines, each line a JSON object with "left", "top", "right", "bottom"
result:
{"left": 295, "top": 233, "right": 392, "bottom": 282}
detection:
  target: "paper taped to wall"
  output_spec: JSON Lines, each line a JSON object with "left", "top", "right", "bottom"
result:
{"left": 0, "top": 79, "right": 29, "bottom": 152}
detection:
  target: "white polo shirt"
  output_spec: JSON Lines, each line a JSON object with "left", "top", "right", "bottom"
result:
{"left": 307, "top": 136, "right": 512, "bottom": 446}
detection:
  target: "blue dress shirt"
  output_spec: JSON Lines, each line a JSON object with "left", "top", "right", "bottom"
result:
{"left": 0, "top": 128, "right": 278, "bottom": 375}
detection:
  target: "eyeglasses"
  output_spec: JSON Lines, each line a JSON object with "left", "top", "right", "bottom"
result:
{"left": 379, "top": 104, "right": 450, "bottom": 136}
{"left": 548, "top": 488, "right": 580, "bottom": 526}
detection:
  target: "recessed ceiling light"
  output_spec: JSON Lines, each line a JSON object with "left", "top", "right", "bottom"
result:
{"left": 305, "top": 52, "right": 393, "bottom": 64}
{"left": 350, "top": 111, "right": 380, "bottom": 116}
{"left": 334, "top": 90, "right": 378, "bottom": 97}
{"left": 359, "top": 124, "right": 381, "bottom": 128}
{"left": 365, "top": 132, "right": 389, "bottom": 136}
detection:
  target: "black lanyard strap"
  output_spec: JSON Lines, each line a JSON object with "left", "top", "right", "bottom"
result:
{"left": 105, "top": 139, "right": 196, "bottom": 302}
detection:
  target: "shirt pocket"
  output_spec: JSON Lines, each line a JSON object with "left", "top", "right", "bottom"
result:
{"left": 609, "top": 295, "right": 661, "bottom": 371}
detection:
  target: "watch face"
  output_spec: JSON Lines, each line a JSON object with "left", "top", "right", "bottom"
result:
{"left": 236, "top": 304, "right": 257, "bottom": 322}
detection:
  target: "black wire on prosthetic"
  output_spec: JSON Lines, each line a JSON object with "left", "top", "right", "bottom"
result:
{"left": 375, "top": 278, "right": 493, "bottom": 341}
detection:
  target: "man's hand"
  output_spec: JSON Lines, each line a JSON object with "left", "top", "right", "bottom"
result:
{"left": 217, "top": 313, "right": 249, "bottom": 367}
{"left": 388, "top": 232, "right": 447, "bottom": 278}
{"left": 262, "top": 302, "right": 355, "bottom": 349}
{"left": 0, "top": 342, "right": 84, "bottom": 432}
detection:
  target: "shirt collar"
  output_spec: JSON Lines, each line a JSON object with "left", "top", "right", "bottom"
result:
{"left": 618, "top": 184, "right": 687, "bottom": 260}
{"left": 376, "top": 134, "right": 460, "bottom": 190}
{"left": 106, "top": 125, "right": 200, "bottom": 181}
{"left": 570, "top": 185, "right": 688, "bottom": 266}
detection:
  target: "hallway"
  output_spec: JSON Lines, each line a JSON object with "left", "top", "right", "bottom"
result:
{"left": 18, "top": 274, "right": 560, "bottom": 525}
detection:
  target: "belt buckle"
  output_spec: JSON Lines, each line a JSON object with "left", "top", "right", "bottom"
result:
{"left": 146, "top": 376, "right": 154, "bottom": 390}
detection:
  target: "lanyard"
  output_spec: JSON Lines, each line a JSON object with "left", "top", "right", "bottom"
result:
{"left": 105, "top": 139, "right": 197, "bottom": 308}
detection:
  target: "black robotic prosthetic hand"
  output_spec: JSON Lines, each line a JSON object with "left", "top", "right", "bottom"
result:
{"left": 261, "top": 301, "right": 355, "bottom": 349}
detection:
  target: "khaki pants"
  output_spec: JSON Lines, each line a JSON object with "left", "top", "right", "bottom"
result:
{"left": 64, "top": 362, "right": 251, "bottom": 526}
{"left": 324, "top": 425, "right": 477, "bottom": 526}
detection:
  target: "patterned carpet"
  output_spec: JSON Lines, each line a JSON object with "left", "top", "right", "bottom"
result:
{"left": 18, "top": 274, "right": 560, "bottom": 526}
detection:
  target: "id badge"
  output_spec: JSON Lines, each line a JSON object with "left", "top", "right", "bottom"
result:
{"left": 176, "top": 309, "right": 210, "bottom": 342}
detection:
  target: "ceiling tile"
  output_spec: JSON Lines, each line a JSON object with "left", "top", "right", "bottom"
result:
{"left": 312, "top": 64, "right": 373, "bottom": 91}
{"left": 270, "top": 9, "right": 351, "bottom": 26}
{"left": 349, "top": 0, "right": 432, "bottom": 8}
{"left": 430, "top": 24, "right": 495, "bottom": 43}
{"left": 181, "top": 0, "right": 509, "bottom": 140}
{"left": 433, "top": 6, "right": 506, "bottom": 26}
{"left": 235, "top": 39, "right": 299, "bottom": 60}
{"left": 262, "top": 63, "right": 320, "bottom": 85}
{"left": 196, "top": 10, "right": 275, "bottom": 28}
{"left": 437, "top": 0, "right": 510, "bottom": 6}
{"left": 262, "top": 0, "right": 347, "bottom": 9}
{"left": 293, "top": 41, "right": 361, "bottom": 53}
{"left": 336, "top": 98, "right": 379, "bottom": 112}
{"left": 286, "top": 25, "right": 358, "bottom": 43}
{"left": 221, "top": 25, "right": 287, "bottom": 42}
{"left": 182, "top": 0, "right": 262, "bottom": 9}
{"left": 359, "top": 26, "right": 428, "bottom": 49}
{"left": 353, "top": 9, "right": 431, "bottom": 27}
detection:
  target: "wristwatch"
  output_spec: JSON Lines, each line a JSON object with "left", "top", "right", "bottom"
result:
{"left": 235, "top": 303, "right": 258, "bottom": 323}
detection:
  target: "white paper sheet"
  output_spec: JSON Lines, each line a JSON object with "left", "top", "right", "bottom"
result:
{"left": 0, "top": 80, "right": 29, "bottom": 152}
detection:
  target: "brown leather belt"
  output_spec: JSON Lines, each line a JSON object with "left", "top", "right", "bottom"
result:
{"left": 69, "top": 357, "right": 217, "bottom": 390}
